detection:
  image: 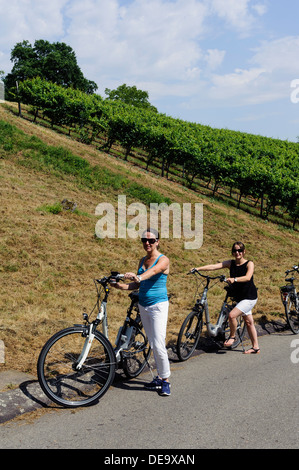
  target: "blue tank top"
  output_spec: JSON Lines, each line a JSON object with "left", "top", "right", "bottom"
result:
{"left": 137, "top": 254, "right": 168, "bottom": 307}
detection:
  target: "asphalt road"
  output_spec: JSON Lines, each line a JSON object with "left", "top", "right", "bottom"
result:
{"left": 0, "top": 331, "right": 298, "bottom": 450}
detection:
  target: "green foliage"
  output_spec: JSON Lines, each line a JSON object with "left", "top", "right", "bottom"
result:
{"left": 7, "top": 77, "right": 299, "bottom": 228}
{"left": 105, "top": 84, "right": 157, "bottom": 112}
{"left": 37, "top": 203, "right": 63, "bottom": 214}
{"left": 0, "top": 119, "right": 170, "bottom": 207}
{"left": 4, "top": 39, "right": 97, "bottom": 100}
{"left": 127, "top": 182, "right": 171, "bottom": 205}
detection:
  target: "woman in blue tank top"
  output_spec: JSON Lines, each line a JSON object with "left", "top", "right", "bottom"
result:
{"left": 111, "top": 228, "right": 171, "bottom": 396}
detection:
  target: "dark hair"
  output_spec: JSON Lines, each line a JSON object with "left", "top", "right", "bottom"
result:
{"left": 141, "top": 227, "right": 160, "bottom": 240}
{"left": 231, "top": 241, "right": 245, "bottom": 254}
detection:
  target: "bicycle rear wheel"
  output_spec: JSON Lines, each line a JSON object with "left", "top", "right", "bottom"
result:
{"left": 37, "top": 326, "right": 116, "bottom": 408}
{"left": 177, "top": 310, "right": 203, "bottom": 361}
{"left": 285, "top": 296, "right": 299, "bottom": 334}
{"left": 223, "top": 315, "right": 246, "bottom": 348}
{"left": 122, "top": 321, "right": 151, "bottom": 379}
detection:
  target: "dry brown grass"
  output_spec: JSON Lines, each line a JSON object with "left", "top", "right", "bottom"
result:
{"left": 0, "top": 103, "right": 298, "bottom": 375}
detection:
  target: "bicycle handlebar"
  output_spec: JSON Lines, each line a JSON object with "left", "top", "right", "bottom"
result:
{"left": 96, "top": 272, "right": 125, "bottom": 285}
{"left": 285, "top": 265, "right": 299, "bottom": 275}
{"left": 188, "top": 269, "right": 227, "bottom": 283}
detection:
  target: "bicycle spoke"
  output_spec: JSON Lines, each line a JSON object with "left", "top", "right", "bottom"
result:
{"left": 177, "top": 311, "right": 202, "bottom": 361}
{"left": 286, "top": 298, "right": 299, "bottom": 334}
{"left": 122, "top": 323, "right": 151, "bottom": 378}
{"left": 38, "top": 328, "right": 116, "bottom": 407}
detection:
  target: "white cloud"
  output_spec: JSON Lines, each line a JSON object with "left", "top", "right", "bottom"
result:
{"left": 0, "top": 0, "right": 68, "bottom": 72}
{"left": 0, "top": 0, "right": 67, "bottom": 48}
{"left": 64, "top": 0, "right": 208, "bottom": 90}
{"left": 251, "top": 36, "right": 299, "bottom": 74}
{"left": 209, "top": 67, "right": 268, "bottom": 105}
{"left": 204, "top": 49, "right": 226, "bottom": 70}
{"left": 0, "top": 0, "right": 297, "bottom": 140}
{"left": 252, "top": 3, "right": 268, "bottom": 16}
{"left": 201, "top": 34, "right": 299, "bottom": 106}
{"left": 207, "top": 0, "right": 262, "bottom": 35}
{"left": 212, "top": 67, "right": 266, "bottom": 90}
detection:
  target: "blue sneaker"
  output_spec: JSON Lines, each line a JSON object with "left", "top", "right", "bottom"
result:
{"left": 159, "top": 380, "right": 171, "bottom": 396}
{"left": 144, "top": 376, "right": 162, "bottom": 390}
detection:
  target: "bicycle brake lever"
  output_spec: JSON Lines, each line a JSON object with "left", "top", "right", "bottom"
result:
{"left": 110, "top": 273, "right": 125, "bottom": 283}
{"left": 188, "top": 269, "right": 197, "bottom": 275}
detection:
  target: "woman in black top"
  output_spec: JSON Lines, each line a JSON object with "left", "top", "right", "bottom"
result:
{"left": 194, "top": 241, "right": 260, "bottom": 354}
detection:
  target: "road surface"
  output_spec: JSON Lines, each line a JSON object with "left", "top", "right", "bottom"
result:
{"left": 0, "top": 331, "right": 298, "bottom": 450}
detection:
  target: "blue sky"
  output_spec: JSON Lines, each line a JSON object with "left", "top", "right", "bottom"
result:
{"left": 1, "top": 0, "right": 299, "bottom": 142}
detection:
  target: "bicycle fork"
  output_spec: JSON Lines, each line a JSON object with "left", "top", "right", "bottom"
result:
{"left": 75, "top": 323, "right": 96, "bottom": 370}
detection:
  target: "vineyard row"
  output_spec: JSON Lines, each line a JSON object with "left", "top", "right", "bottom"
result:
{"left": 14, "top": 77, "right": 299, "bottom": 229}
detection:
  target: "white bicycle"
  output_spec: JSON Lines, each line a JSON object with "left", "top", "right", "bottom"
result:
{"left": 177, "top": 270, "right": 246, "bottom": 361}
{"left": 37, "top": 272, "right": 151, "bottom": 408}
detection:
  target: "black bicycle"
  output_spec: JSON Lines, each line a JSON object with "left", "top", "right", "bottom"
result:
{"left": 177, "top": 270, "right": 246, "bottom": 361}
{"left": 37, "top": 272, "right": 151, "bottom": 408}
{"left": 280, "top": 265, "right": 299, "bottom": 334}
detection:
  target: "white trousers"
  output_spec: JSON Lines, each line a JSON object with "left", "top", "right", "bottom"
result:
{"left": 138, "top": 301, "right": 170, "bottom": 379}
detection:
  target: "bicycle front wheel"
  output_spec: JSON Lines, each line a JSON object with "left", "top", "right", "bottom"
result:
{"left": 177, "top": 310, "right": 203, "bottom": 361}
{"left": 37, "top": 326, "right": 116, "bottom": 408}
{"left": 285, "top": 296, "right": 299, "bottom": 334}
{"left": 122, "top": 323, "right": 151, "bottom": 379}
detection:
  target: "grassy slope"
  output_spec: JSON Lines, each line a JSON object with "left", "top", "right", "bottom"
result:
{"left": 0, "top": 103, "right": 298, "bottom": 374}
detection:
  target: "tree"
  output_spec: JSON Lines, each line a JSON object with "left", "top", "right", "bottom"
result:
{"left": 4, "top": 39, "right": 97, "bottom": 99}
{"left": 104, "top": 84, "right": 157, "bottom": 112}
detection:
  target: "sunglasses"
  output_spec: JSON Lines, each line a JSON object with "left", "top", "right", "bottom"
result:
{"left": 232, "top": 248, "right": 244, "bottom": 253}
{"left": 141, "top": 238, "right": 157, "bottom": 244}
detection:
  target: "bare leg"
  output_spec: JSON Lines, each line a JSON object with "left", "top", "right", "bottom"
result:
{"left": 223, "top": 307, "right": 242, "bottom": 347}
{"left": 243, "top": 314, "right": 260, "bottom": 353}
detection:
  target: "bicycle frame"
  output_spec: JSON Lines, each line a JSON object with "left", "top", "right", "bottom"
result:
{"left": 37, "top": 273, "right": 150, "bottom": 407}
{"left": 76, "top": 274, "right": 143, "bottom": 366}
{"left": 280, "top": 266, "right": 299, "bottom": 308}
{"left": 280, "top": 265, "right": 299, "bottom": 334}
{"left": 193, "top": 272, "right": 234, "bottom": 338}
{"left": 114, "top": 294, "right": 140, "bottom": 362}
{"left": 205, "top": 294, "right": 234, "bottom": 338}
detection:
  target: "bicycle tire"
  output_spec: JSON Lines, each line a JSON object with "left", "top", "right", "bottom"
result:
{"left": 177, "top": 309, "right": 203, "bottom": 361}
{"left": 285, "top": 295, "right": 299, "bottom": 334}
{"left": 37, "top": 326, "right": 116, "bottom": 408}
{"left": 121, "top": 322, "right": 151, "bottom": 379}
{"left": 223, "top": 315, "right": 246, "bottom": 348}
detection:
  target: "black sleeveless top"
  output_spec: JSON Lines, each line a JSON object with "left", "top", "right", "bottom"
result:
{"left": 229, "top": 260, "right": 258, "bottom": 302}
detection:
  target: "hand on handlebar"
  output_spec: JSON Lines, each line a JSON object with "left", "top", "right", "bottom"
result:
{"left": 123, "top": 272, "right": 139, "bottom": 282}
{"left": 109, "top": 272, "right": 140, "bottom": 290}
{"left": 188, "top": 268, "right": 198, "bottom": 275}
{"left": 109, "top": 272, "right": 124, "bottom": 285}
